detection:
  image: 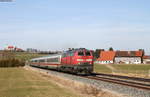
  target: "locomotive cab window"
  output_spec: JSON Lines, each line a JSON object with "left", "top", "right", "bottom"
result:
{"left": 85, "top": 51, "right": 91, "bottom": 56}
{"left": 78, "top": 51, "right": 84, "bottom": 56}
{"left": 69, "top": 52, "right": 74, "bottom": 56}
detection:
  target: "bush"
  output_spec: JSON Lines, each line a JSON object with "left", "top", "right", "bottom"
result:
{"left": 0, "top": 58, "right": 25, "bottom": 67}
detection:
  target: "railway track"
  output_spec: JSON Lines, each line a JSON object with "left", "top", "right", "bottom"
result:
{"left": 29, "top": 66, "right": 150, "bottom": 91}
{"left": 93, "top": 73, "right": 150, "bottom": 82}
{"left": 28, "top": 65, "right": 150, "bottom": 97}
{"left": 81, "top": 73, "right": 150, "bottom": 91}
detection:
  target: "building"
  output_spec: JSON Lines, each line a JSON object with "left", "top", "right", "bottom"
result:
{"left": 15, "top": 48, "right": 24, "bottom": 52}
{"left": 143, "top": 55, "right": 150, "bottom": 64}
{"left": 96, "top": 50, "right": 144, "bottom": 64}
{"left": 114, "top": 51, "right": 143, "bottom": 64}
{"left": 96, "top": 51, "right": 116, "bottom": 64}
{"left": 26, "top": 48, "right": 38, "bottom": 53}
{"left": 5, "top": 46, "right": 24, "bottom": 52}
{"left": 5, "top": 46, "right": 15, "bottom": 51}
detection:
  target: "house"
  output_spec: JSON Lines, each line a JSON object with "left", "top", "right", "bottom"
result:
{"left": 114, "top": 51, "right": 143, "bottom": 64}
{"left": 95, "top": 50, "right": 144, "bottom": 64}
{"left": 143, "top": 55, "right": 150, "bottom": 64}
{"left": 5, "top": 46, "right": 15, "bottom": 51}
{"left": 5, "top": 46, "right": 24, "bottom": 52}
{"left": 96, "top": 51, "right": 116, "bottom": 64}
{"left": 15, "top": 48, "right": 24, "bottom": 52}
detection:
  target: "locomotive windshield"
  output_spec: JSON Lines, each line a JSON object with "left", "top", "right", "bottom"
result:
{"left": 85, "top": 51, "right": 91, "bottom": 56}
{"left": 78, "top": 51, "right": 84, "bottom": 56}
{"left": 78, "top": 50, "right": 91, "bottom": 56}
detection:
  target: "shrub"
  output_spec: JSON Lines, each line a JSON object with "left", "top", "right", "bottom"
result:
{"left": 0, "top": 58, "right": 25, "bottom": 67}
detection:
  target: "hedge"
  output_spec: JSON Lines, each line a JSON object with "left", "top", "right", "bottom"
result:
{"left": 0, "top": 58, "right": 25, "bottom": 67}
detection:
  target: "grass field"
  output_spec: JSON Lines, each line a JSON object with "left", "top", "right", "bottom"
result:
{"left": 94, "top": 64, "right": 150, "bottom": 77}
{"left": 94, "top": 64, "right": 112, "bottom": 73}
{"left": 14, "top": 52, "right": 48, "bottom": 61}
{"left": 0, "top": 68, "right": 81, "bottom": 97}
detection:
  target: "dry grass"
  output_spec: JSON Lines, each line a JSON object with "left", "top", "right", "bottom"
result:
{"left": 0, "top": 67, "right": 82, "bottom": 97}
{"left": 25, "top": 66, "right": 121, "bottom": 97}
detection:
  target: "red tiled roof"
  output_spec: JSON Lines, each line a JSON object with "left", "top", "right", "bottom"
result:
{"left": 8, "top": 46, "right": 14, "bottom": 49}
{"left": 143, "top": 55, "right": 150, "bottom": 59}
{"left": 115, "top": 51, "right": 143, "bottom": 57}
{"left": 135, "top": 51, "right": 143, "bottom": 57}
{"left": 97, "top": 51, "right": 116, "bottom": 61}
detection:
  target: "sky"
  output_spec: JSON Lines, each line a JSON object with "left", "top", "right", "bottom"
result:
{"left": 0, "top": 0, "right": 150, "bottom": 53}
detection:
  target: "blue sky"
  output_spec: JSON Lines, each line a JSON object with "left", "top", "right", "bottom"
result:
{"left": 0, "top": 0, "right": 150, "bottom": 53}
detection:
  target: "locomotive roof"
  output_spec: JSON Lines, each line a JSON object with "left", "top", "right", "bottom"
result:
{"left": 65, "top": 48, "right": 90, "bottom": 52}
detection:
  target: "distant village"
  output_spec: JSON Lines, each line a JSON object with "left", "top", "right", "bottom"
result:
{"left": 95, "top": 49, "right": 150, "bottom": 64}
{"left": 1, "top": 45, "right": 150, "bottom": 64}
{"left": 2, "top": 45, "right": 60, "bottom": 54}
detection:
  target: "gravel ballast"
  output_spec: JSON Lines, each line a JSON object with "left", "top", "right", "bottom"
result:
{"left": 26, "top": 66, "right": 150, "bottom": 97}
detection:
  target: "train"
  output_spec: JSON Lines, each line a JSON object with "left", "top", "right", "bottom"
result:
{"left": 28, "top": 48, "right": 94, "bottom": 75}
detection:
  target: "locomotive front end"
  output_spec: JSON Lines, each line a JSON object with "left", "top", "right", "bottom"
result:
{"left": 74, "top": 49, "right": 94, "bottom": 74}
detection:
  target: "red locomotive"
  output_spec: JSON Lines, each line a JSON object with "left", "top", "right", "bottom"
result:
{"left": 28, "top": 48, "right": 94, "bottom": 74}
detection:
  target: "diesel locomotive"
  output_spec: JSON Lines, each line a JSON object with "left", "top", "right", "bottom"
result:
{"left": 28, "top": 48, "right": 94, "bottom": 75}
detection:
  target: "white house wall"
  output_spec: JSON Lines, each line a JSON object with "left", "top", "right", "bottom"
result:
{"left": 115, "top": 57, "right": 141, "bottom": 64}
{"left": 143, "top": 59, "right": 150, "bottom": 64}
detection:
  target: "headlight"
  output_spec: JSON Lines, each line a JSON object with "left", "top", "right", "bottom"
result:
{"left": 86, "top": 59, "right": 92, "bottom": 61}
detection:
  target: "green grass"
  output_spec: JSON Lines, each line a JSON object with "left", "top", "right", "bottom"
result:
{"left": 0, "top": 68, "right": 81, "bottom": 97}
{"left": 94, "top": 64, "right": 150, "bottom": 77}
{"left": 112, "top": 64, "right": 150, "bottom": 71}
{"left": 94, "top": 64, "right": 112, "bottom": 73}
{"left": 112, "top": 64, "right": 150, "bottom": 74}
